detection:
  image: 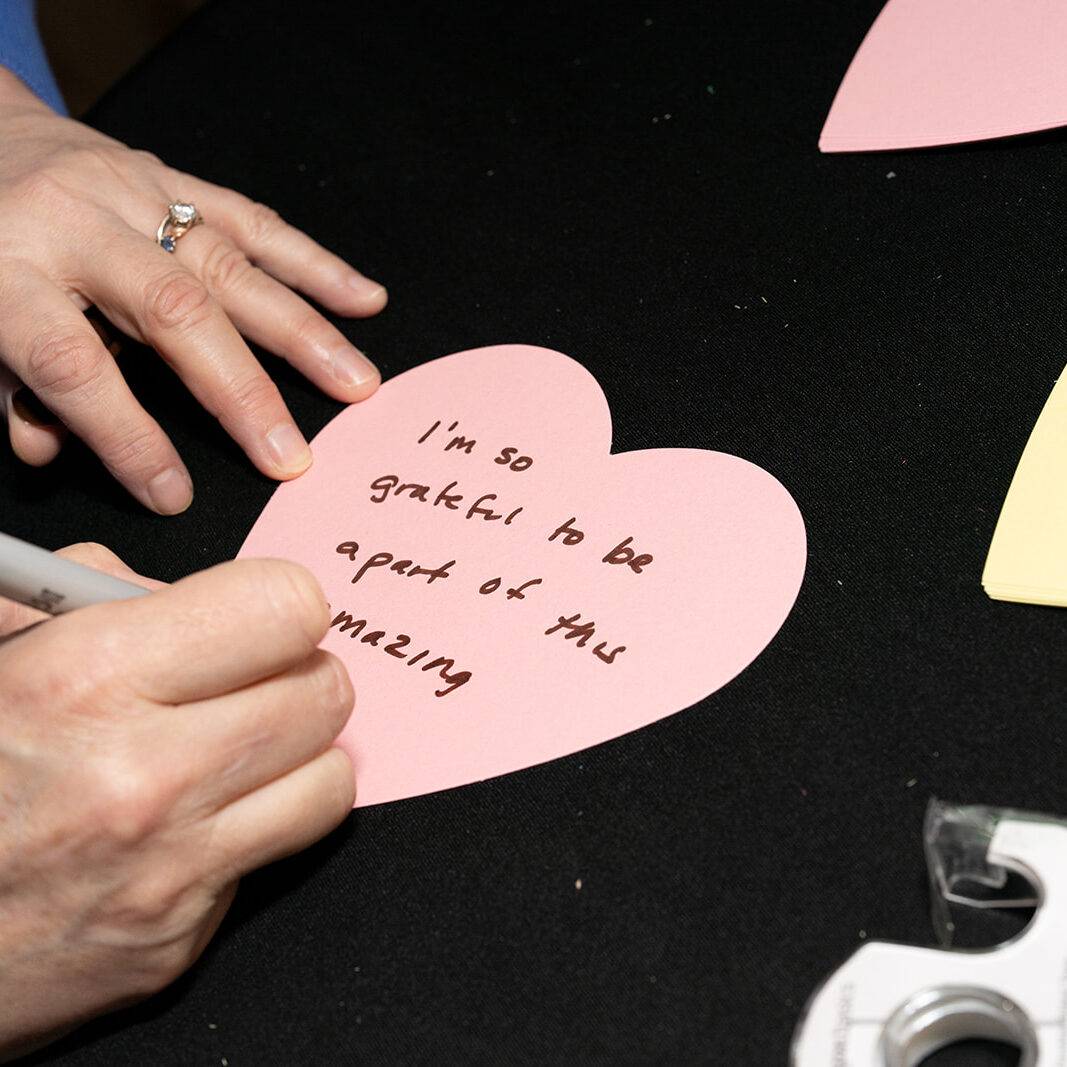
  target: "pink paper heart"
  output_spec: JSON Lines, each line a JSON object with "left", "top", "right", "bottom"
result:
{"left": 820, "top": 0, "right": 1067, "bottom": 152}
{"left": 238, "top": 346, "right": 806, "bottom": 806}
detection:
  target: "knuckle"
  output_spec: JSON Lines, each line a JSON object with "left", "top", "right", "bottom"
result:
{"left": 224, "top": 371, "right": 283, "bottom": 419}
{"left": 84, "top": 609, "right": 133, "bottom": 670}
{"left": 9, "top": 169, "right": 76, "bottom": 215}
{"left": 60, "top": 541, "right": 120, "bottom": 570}
{"left": 66, "top": 144, "right": 125, "bottom": 181}
{"left": 142, "top": 270, "right": 213, "bottom": 332}
{"left": 111, "top": 882, "right": 213, "bottom": 994}
{"left": 0, "top": 649, "right": 69, "bottom": 717}
{"left": 5, "top": 143, "right": 137, "bottom": 216}
{"left": 85, "top": 757, "right": 174, "bottom": 846}
{"left": 117, "top": 870, "right": 187, "bottom": 932}
{"left": 242, "top": 200, "right": 284, "bottom": 245}
{"left": 199, "top": 242, "right": 255, "bottom": 295}
{"left": 95, "top": 419, "right": 164, "bottom": 477}
{"left": 289, "top": 309, "right": 336, "bottom": 353}
{"left": 130, "top": 147, "right": 166, "bottom": 170}
{"left": 24, "top": 328, "right": 106, "bottom": 398}
{"left": 256, "top": 559, "right": 329, "bottom": 648}
{"left": 10, "top": 147, "right": 119, "bottom": 209}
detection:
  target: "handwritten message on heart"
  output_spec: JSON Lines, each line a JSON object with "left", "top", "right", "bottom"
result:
{"left": 239, "top": 346, "right": 806, "bottom": 806}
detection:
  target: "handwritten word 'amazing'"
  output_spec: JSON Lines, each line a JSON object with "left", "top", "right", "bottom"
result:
{"left": 328, "top": 609, "right": 471, "bottom": 697}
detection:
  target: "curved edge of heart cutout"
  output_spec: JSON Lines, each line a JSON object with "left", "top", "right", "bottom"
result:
{"left": 820, "top": 0, "right": 1067, "bottom": 151}
{"left": 313, "top": 343, "right": 616, "bottom": 463}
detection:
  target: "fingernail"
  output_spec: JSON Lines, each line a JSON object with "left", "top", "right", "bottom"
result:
{"left": 148, "top": 467, "right": 193, "bottom": 514}
{"left": 266, "top": 423, "right": 312, "bottom": 474}
{"left": 348, "top": 273, "right": 386, "bottom": 300}
{"left": 332, "top": 346, "right": 379, "bottom": 388}
{"left": 11, "top": 388, "right": 60, "bottom": 427}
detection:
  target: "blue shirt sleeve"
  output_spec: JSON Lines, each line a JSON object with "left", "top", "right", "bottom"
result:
{"left": 0, "top": 0, "right": 67, "bottom": 114}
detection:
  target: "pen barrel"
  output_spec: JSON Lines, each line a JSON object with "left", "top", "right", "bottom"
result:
{"left": 0, "top": 533, "right": 150, "bottom": 614}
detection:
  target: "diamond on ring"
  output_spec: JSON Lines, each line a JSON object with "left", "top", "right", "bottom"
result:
{"left": 156, "top": 201, "right": 203, "bottom": 252}
{"left": 169, "top": 202, "right": 198, "bottom": 226}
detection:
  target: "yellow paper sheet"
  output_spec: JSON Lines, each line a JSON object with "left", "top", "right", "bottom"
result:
{"left": 983, "top": 365, "right": 1067, "bottom": 605}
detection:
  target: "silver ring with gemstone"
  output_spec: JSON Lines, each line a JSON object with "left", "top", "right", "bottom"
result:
{"left": 156, "top": 201, "right": 202, "bottom": 252}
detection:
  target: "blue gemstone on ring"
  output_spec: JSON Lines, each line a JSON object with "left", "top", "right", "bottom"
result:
{"left": 161, "top": 236, "right": 176, "bottom": 252}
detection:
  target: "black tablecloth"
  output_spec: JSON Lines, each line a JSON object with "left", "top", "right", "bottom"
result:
{"left": 6, "top": 1, "right": 1064, "bottom": 1062}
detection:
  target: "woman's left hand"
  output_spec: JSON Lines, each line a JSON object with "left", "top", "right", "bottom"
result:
{"left": 0, "top": 67, "right": 387, "bottom": 514}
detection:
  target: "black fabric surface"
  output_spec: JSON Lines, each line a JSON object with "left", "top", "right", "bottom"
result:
{"left": 4, "top": 0, "right": 1064, "bottom": 1063}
